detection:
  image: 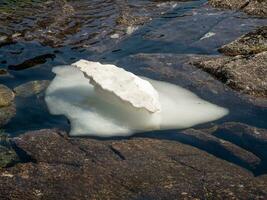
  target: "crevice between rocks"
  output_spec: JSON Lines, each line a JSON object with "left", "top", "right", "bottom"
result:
{"left": 7, "top": 140, "right": 37, "bottom": 168}
{"left": 109, "top": 145, "right": 126, "bottom": 161}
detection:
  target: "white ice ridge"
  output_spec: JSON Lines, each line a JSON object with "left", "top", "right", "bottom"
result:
{"left": 45, "top": 62, "right": 229, "bottom": 137}
{"left": 72, "top": 60, "right": 161, "bottom": 113}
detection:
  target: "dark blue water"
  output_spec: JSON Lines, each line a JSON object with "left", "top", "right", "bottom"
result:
{"left": 0, "top": 0, "right": 266, "bottom": 175}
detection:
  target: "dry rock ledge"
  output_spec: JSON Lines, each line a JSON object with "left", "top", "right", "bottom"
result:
{"left": 0, "top": 125, "right": 267, "bottom": 200}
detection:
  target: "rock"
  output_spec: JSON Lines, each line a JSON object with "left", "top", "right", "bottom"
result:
{"left": 0, "top": 104, "right": 16, "bottom": 127}
{"left": 0, "top": 131, "right": 19, "bottom": 168}
{"left": 0, "top": 146, "right": 18, "bottom": 168}
{"left": 13, "top": 80, "right": 50, "bottom": 98}
{"left": 72, "top": 59, "right": 161, "bottom": 113}
{"left": 192, "top": 51, "right": 267, "bottom": 98}
{"left": 0, "top": 85, "right": 14, "bottom": 107}
{"left": 243, "top": 0, "right": 267, "bottom": 17}
{"left": 179, "top": 128, "right": 261, "bottom": 171}
{"left": 0, "top": 0, "right": 181, "bottom": 52}
{"left": 0, "top": 85, "right": 16, "bottom": 127}
{"left": 8, "top": 54, "right": 56, "bottom": 71}
{"left": 213, "top": 122, "right": 267, "bottom": 161}
{"left": 0, "top": 69, "right": 8, "bottom": 76}
{"left": 219, "top": 26, "right": 267, "bottom": 56}
{"left": 208, "top": 0, "right": 267, "bottom": 17}
{"left": 0, "top": 129, "right": 266, "bottom": 199}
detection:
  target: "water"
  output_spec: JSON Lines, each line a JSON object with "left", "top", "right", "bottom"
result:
{"left": 0, "top": 0, "right": 266, "bottom": 175}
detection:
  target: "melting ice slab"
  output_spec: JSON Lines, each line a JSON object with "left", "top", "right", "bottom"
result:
{"left": 72, "top": 59, "right": 161, "bottom": 113}
{"left": 45, "top": 61, "right": 229, "bottom": 137}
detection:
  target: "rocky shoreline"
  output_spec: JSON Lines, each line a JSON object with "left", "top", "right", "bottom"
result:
{"left": 0, "top": 125, "right": 266, "bottom": 199}
{"left": 190, "top": 26, "right": 267, "bottom": 107}
{"left": 0, "top": 0, "right": 267, "bottom": 199}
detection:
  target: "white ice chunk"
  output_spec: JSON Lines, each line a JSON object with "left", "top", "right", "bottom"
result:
{"left": 72, "top": 59, "right": 161, "bottom": 113}
{"left": 45, "top": 64, "right": 229, "bottom": 137}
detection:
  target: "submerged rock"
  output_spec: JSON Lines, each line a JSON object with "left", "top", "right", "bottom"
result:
{"left": 219, "top": 26, "right": 267, "bottom": 56}
{"left": 0, "top": 85, "right": 15, "bottom": 127}
{"left": 0, "top": 0, "right": 180, "bottom": 52}
{"left": 179, "top": 128, "right": 261, "bottom": 171}
{"left": 208, "top": 0, "right": 267, "bottom": 17}
{"left": 0, "top": 104, "right": 16, "bottom": 127}
{"left": 14, "top": 80, "right": 50, "bottom": 98}
{"left": 213, "top": 122, "right": 267, "bottom": 161}
{"left": 0, "top": 69, "right": 8, "bottom": 76}
{"left": 0, "top": 129, "right": 266, "bottom": 199}
{"left": 0, "top": 85, "right": 14, "bottom": 107}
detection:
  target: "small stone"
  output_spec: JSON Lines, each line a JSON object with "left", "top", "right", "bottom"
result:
{"left": 110, "top": 33, "right": 120, "bottom": 39}
{"left": 14, "top": 80, "right": 50, "bottom": 97}
{"left": 0, "top": 103, "right": 16, "bottom": 127}
{"left": 0, "top": 84, "right": 14, "bottom": 107}
{"left": 0, "top": 36, "right": 8, "bottom": 43}
{"left": 0, "top": 69, "right": 8, "bottom": 76}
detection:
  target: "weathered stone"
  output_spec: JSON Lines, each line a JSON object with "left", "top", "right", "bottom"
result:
{"left": 0, "top": 0, "right": 180, "bottom": 52}
{"left": 0, "top": 129, "right": 266, "bottom": 199}
{"left": 209, "top": 0, "right": 267, "bottom": 17}
{"left": 243, "top": 0, "right": 267, "bottom": 17}
{"left": 213, "top": 122, "right": 267, "bottom": 161}
{"left": 0, "top": 69, "right": 8, "bottom": 76}
{"left": 219, "top": 26, "right": 267, "bottom": 56}
{"left": 192, "top": 52, "right": 267, "bottom": 98}
{"left": 0, "top": 85, "right": 14, "bottom": 107}
{"left": 0, "top": 104, "right": 16, "bottom": 127}
{"left": 13, "top": 80, "right": 50, "bottom": 97}
{"left": 179, "top": 128, "right": 261, "bottom": 171}
{"left": 0, "top": 85, "right": 15, "bottom": 127}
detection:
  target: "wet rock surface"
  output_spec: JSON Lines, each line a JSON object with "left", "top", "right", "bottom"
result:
{"left": 0, "top": 85, "right": 14, "bottom": 107}
{"left": 0, "top": 128, "right": 266, "bottom": 199}
{"left": 208, "top": 0, "right": 267, "bottom": 17}
{"left": 189, "top": 25, "right": 267, "bottom": 105}
{"left": 191, "top": 52, "right": 267, "bottom": 98}
{"left": 0, "top": 85, "right": 15, "bottom": 127}
{"left": 0, "top": 1, "right": 266, "bottom": 199}
{"left": 219, "top": 26, "right": 267, "bottom": 56}
{"left": 13, "top": 80, "right": 50, "bottom": 97}
{"left": 0, "top": 131, "right": 19, "bottom": 168}
{"left": 213, "top": 122, "right": 267, "bottom": 162}
{"left": 0, "top": 105, "right": 16, "bottom": 128}
{"left": 0, "top": 0, "right": 181, "bottom": 52}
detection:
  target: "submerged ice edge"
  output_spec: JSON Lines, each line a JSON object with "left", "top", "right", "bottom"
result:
{"left": 45, "top": 63, "right": 229, "bottom": 137}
